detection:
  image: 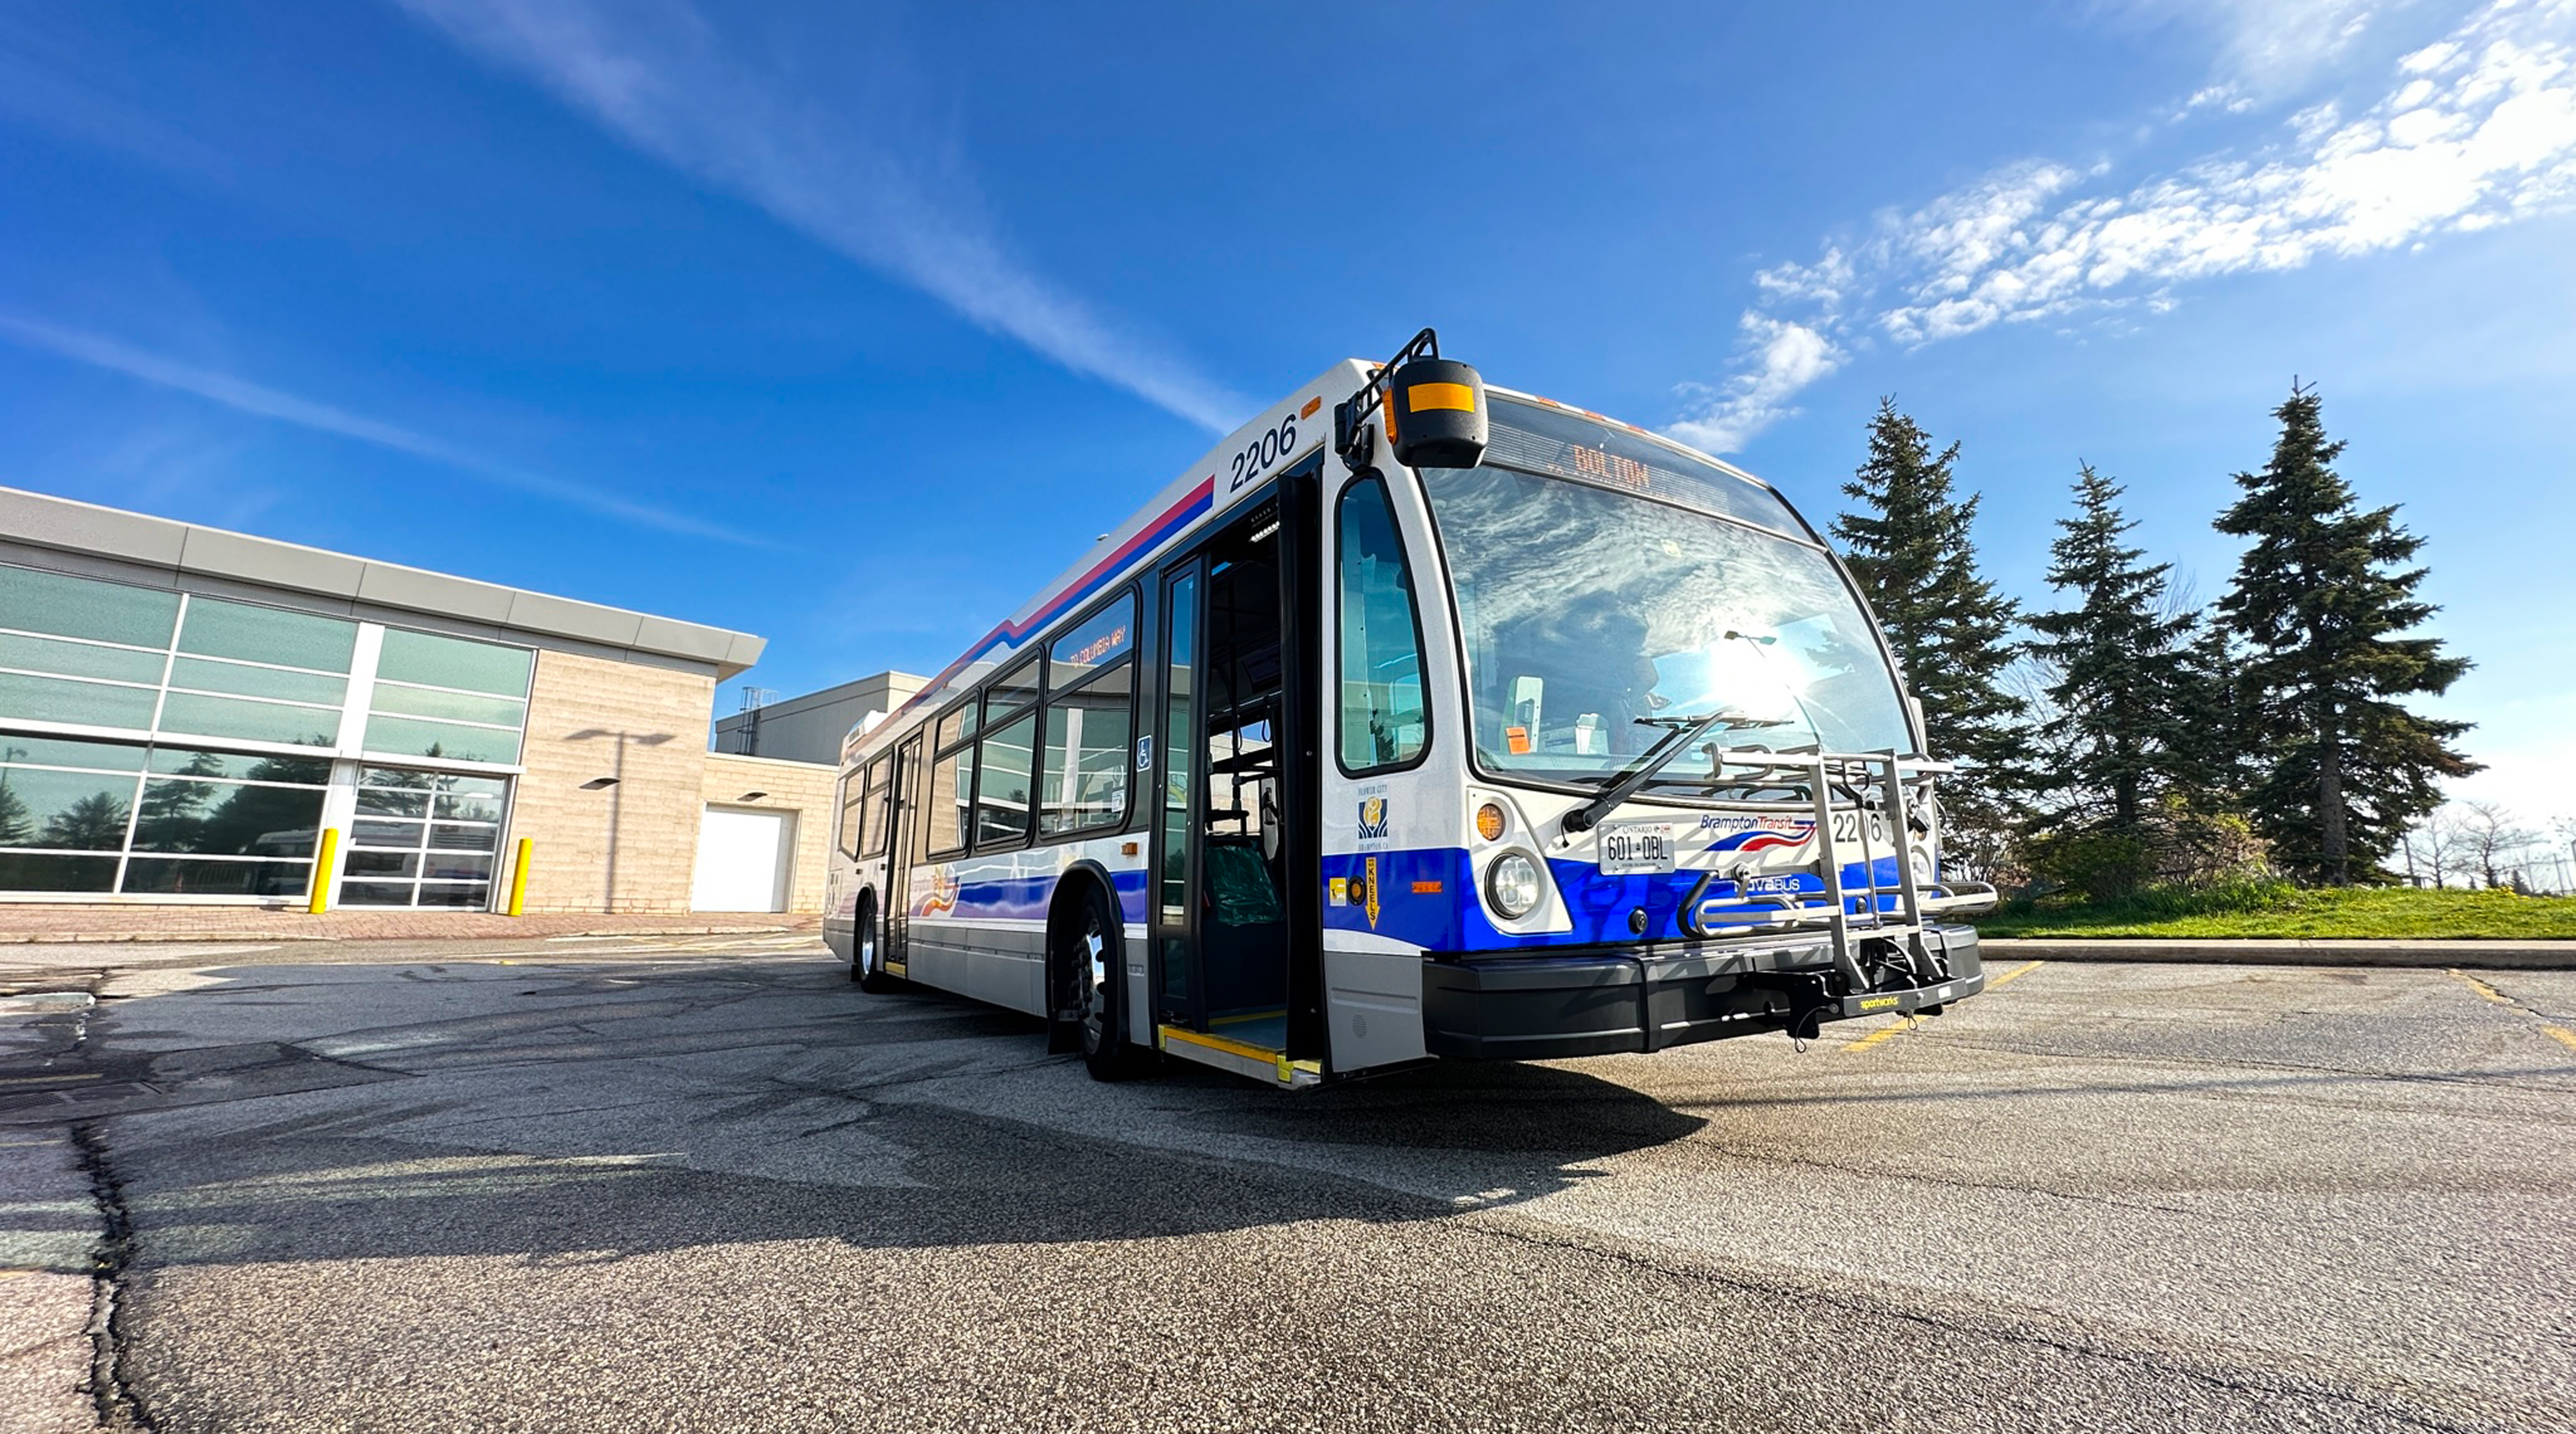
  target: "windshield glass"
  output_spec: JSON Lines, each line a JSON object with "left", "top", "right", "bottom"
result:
{"left": 1422, "top": 418, "right": 1911, "bottom": 790}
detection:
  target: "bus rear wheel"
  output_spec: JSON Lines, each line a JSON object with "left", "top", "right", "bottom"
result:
{"left": 854, "top": 895, "right": 902, "bottom": 993}
{"left": 1058, "top": 882, "right": 1141, "bottom": 1081}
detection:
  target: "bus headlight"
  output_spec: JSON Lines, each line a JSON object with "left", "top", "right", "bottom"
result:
{"left": 1486, "top": 852, "right": 1543, "bottom": 920}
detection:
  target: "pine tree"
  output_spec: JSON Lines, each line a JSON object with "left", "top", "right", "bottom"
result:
{"left": 1834, "top": 399, "right": 2025, "bottom": 853}
{"left": 2215, "top": 384, "right": 2476, "bottom": 884}
{"left": 2025, "top": 464, "right": 2195, "bottom": 834}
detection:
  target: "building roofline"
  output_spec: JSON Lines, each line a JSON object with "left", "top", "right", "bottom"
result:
{"left": 713, "top": 671, "right": 929, "bottom": 726}
{"left": 0, "top": 485, "right": 767, "bottom": 679}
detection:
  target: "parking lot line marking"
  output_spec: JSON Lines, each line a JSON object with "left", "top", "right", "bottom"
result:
{"left": 2446, "top": 970, "right": 2514, "bottom": 1005}
{"left": 1842, "top": 1020, "right": 1909, "bottom": 1052}
{"left": 1846, "top": 960, "right": 2043, "bottom": 1053}
{"left": 1988, "top": 959, "right": 2046, "bottom": 989}
{"left": 2544, "top": 1026, "right": 2576, "bottom": 1054}
{"left": 0, "top": 1072, "right": 101, "bottom": 1086}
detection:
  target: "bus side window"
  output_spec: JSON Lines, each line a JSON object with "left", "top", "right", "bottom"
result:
{"left": 860, "top": 754, "right": 892, "bottom": 857}
{"left": 1336, "top": 477, "right": 1430, "bottom": 772}
{"left": 836, "top": 770, "right": 867, "bottom": 859}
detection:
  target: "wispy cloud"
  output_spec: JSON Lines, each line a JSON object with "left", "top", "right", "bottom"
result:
{"left": 392, "top": 0, "right": 1250, "bottom": 432}
{"left": 1675, "top": 0, "right": 2576, "bottom": 451}
{"left": 0, "top": 34, "right": 233, "bottom": 184}
{"left": 2106, "top": 0, "right": 2409, "bottom": 101}
{"left": 0, "top": 313, "right": 768, "bottom": 545}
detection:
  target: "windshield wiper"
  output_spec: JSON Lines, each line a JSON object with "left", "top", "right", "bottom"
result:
{"left": 1559, "top": 711, "right": 1790, "bottom": 835}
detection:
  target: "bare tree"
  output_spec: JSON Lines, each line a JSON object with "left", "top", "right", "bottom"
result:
{"left": 2457, "top": 801, "right": 2539, "bottom": 889}
{"left": 2402, "top": 808, "right": 2462, "bottom": 887}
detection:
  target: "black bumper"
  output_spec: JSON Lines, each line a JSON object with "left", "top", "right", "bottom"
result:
{"left": 1421, "top": 925, "right": 1986, "bottom": 1060}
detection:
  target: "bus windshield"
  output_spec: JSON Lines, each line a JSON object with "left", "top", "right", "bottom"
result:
{"left": 1423, "top": 430, "right": 1911, "bottom": 791}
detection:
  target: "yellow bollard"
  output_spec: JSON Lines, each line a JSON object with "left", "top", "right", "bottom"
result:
{"left": 506, "top": 837, "right": 533, "bottom": 916}
{"left": 308, "top": 826, "right": 338, "bottom": 914}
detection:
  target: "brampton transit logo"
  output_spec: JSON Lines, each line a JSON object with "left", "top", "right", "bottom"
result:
{"left": 1357, "top": 797, "right": 1391, "bottom": 842}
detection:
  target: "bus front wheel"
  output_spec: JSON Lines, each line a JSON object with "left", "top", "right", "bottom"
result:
{"left": 1058, "top": 882, "right": 1142, "bottom": 1081}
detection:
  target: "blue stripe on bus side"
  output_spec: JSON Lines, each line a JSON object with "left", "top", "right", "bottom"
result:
{"left": 1319, "top": 850, "right": 1911, "bottom": 950}
{"left": 918, "top": 867, "right": 1152, "bottom": 926}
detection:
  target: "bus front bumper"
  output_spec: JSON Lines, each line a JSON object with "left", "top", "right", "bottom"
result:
{"left": 1420, "top": 925, "right": 1985, "bottom": 1060}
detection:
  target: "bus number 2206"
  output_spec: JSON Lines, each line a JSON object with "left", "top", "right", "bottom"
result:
{"left": 1227, "top": 412, "right": 1300, "bottom": 492}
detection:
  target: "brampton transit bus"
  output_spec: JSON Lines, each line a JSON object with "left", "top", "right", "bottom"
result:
{"left": 823, "top": 330, "right": 1997, "bottom": 1088}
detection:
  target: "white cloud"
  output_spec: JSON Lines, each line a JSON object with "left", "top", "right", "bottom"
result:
{"left": 1665, "top": 316, "right": 1843, "bottom": 455}
{"left": 0, "top": 312, "right": 767, "bottom": 545}
{"left": 1673, "top": 0, "right": 2576, "bottom": 451}
{"left": 392, "top": 0, "right": 1250, "bottom": 432}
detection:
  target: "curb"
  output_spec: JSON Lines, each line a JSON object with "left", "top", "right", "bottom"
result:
{"left": 1980, "top": 937, "right": 2576, "bottom": 970}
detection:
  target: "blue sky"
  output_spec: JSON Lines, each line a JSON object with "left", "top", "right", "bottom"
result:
{"left": 4, "top": 0, "right": 2572, "bottom": 826}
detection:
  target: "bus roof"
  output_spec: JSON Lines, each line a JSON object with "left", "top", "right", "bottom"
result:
{"left": 841, "top": 358, "right": 1805, "bottom": 767}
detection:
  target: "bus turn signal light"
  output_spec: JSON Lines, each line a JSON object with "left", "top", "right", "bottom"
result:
{"left": 1475, "top": 803, "right": 1506, "bottom": 842}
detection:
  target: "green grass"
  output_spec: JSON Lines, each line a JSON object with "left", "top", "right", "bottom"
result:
{"left": 1974, "top": 881, "right": 2576, "bottom": 940}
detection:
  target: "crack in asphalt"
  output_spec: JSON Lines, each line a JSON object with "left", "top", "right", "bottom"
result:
{"left": 72, "top": 1120, "right": 157, "bottom": 1433}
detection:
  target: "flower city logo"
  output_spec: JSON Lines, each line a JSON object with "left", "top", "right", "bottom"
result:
{"left": 1357, "top": 796, "right": 1391, "bottom": 842}
{"left": 912, "top": 865, "right": 960, "bottom": 918}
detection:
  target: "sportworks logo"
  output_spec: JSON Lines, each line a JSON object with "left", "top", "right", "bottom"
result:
{"left": 1356, "top": 797, "right": 1391, "bottom": 842}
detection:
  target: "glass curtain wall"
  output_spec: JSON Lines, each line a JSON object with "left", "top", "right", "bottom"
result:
{"left": 0, "top": 560, "right": 535, "bottom": 905}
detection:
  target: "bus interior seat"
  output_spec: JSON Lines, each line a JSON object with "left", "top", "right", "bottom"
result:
{"left": 1201, "top": 836, "right": 1287, "bottom": 1020}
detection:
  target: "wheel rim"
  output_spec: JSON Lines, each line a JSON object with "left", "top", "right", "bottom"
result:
{"left": 1075, "top": 906, "right": 1109, "bottom": 1052}
{"left": 859, "top": 911, "right": 877, "bottom": 972}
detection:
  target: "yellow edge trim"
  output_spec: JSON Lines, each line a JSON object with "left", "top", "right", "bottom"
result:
{"left": 885, "top": 962, "right": 908, "bottom": 977}
{"left": 1158, "top": 1025, "right": 1284, "bottom": 1064}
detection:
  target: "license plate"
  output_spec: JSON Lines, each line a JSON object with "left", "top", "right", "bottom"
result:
{"left": 1598, "top": 822, "right": 1674, "bottom": 875}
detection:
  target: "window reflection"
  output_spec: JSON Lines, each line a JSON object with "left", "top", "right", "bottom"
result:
{"left": 1421, "top": 464, "right": 1909, "bottom": 784}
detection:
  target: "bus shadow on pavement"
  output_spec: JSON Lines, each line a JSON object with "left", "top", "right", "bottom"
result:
{"left": 21, "top": 961, "right": 1711, "bottom": 1273}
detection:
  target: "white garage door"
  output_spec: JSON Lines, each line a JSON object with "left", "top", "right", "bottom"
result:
{"left": 692, "top": 806, "right": 794, "bottom": 913}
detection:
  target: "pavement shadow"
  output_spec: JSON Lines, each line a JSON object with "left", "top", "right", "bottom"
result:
{"left": 11, "top": 958, "right": 1707, "bottom": 1272}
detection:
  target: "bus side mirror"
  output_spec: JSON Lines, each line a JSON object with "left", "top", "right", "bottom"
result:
{"left": 1386, "top": 358, "right": 1488, "bottom": 470}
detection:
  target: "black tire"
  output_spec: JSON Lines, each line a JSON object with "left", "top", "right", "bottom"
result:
{"left": 1057, "top": 881, "right": 1143, "bottom": 1081}
{"left": 854, "top": 895, "right": 902, "bottom": 992}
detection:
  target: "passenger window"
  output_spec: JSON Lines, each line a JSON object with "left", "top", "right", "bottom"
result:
{"left": 987, "top": 655, "right": 1042, "bottom": 719}
{"left": 860, "top": 755, "right": 892, "bottom": 857}
{"left": 837, "top": 772, "right": 866, "bottom": 859}
{"left": 1040, "top": 680, "right": 1132, "bottom": 835}
{"left": 1336, "top": 478, "right": 1430, "bottom": 771}
{"left": 974, "top": 709, "right": 1037, "bottom": 847}
{"left": 928, "top": 743, "right": 974, "bottom": 855}
{"left": 1048, "top": 593, "right": 1136, "bottom": 689}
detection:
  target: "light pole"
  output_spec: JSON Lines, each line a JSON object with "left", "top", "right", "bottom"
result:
{"left": 566, "top": 728, "right": 675, "bottom": 912}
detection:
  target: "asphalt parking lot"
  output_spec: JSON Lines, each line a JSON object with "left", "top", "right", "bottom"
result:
{"left": 4, "top": 939, "right": 2573, "bottom": 1433}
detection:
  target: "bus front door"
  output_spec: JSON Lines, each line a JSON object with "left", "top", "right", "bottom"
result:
{"left": 1150, "top": 477, "right": 1318, "bottom": 1062}
{"left": 884, "top": 731, "right": 924, "bottom": 973}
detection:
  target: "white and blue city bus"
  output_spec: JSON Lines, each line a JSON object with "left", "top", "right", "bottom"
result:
{"left": 823, "top": 330, "right": 1997, "bottom": 1087}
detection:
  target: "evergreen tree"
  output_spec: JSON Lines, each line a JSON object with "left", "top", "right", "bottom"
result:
{"left": 1835, "top": 399, "right": 2026, "bottom": 851}
{"left": 2025, "top": 464, "right": 2195, "bottom": 833}
{"left": 2215, "top": 384, "right": 2476, "bottom": 884}
{"left": 2166, "top": 620, "right": 2257, "bottom": 813}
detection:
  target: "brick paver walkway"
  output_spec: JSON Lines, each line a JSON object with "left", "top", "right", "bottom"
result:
{"left": 0, "top": 905, "right": 823, "bottom": 943}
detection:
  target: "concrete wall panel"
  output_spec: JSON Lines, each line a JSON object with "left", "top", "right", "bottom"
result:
{"left": 504, "top": 648, "right": 714, "bottom": 914}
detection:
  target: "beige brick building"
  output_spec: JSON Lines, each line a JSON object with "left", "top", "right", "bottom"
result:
{"left": 0, "top": 487, "right": 839, "bottom": 920}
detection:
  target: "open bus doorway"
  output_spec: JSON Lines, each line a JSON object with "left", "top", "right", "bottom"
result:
{"left": 1150, "top": 470, "right": 1323, "bottom": 1066}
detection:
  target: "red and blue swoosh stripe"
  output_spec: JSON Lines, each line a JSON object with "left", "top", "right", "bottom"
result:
{"left": 882, "top": 475, "right": 1216, "bottom": 729}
